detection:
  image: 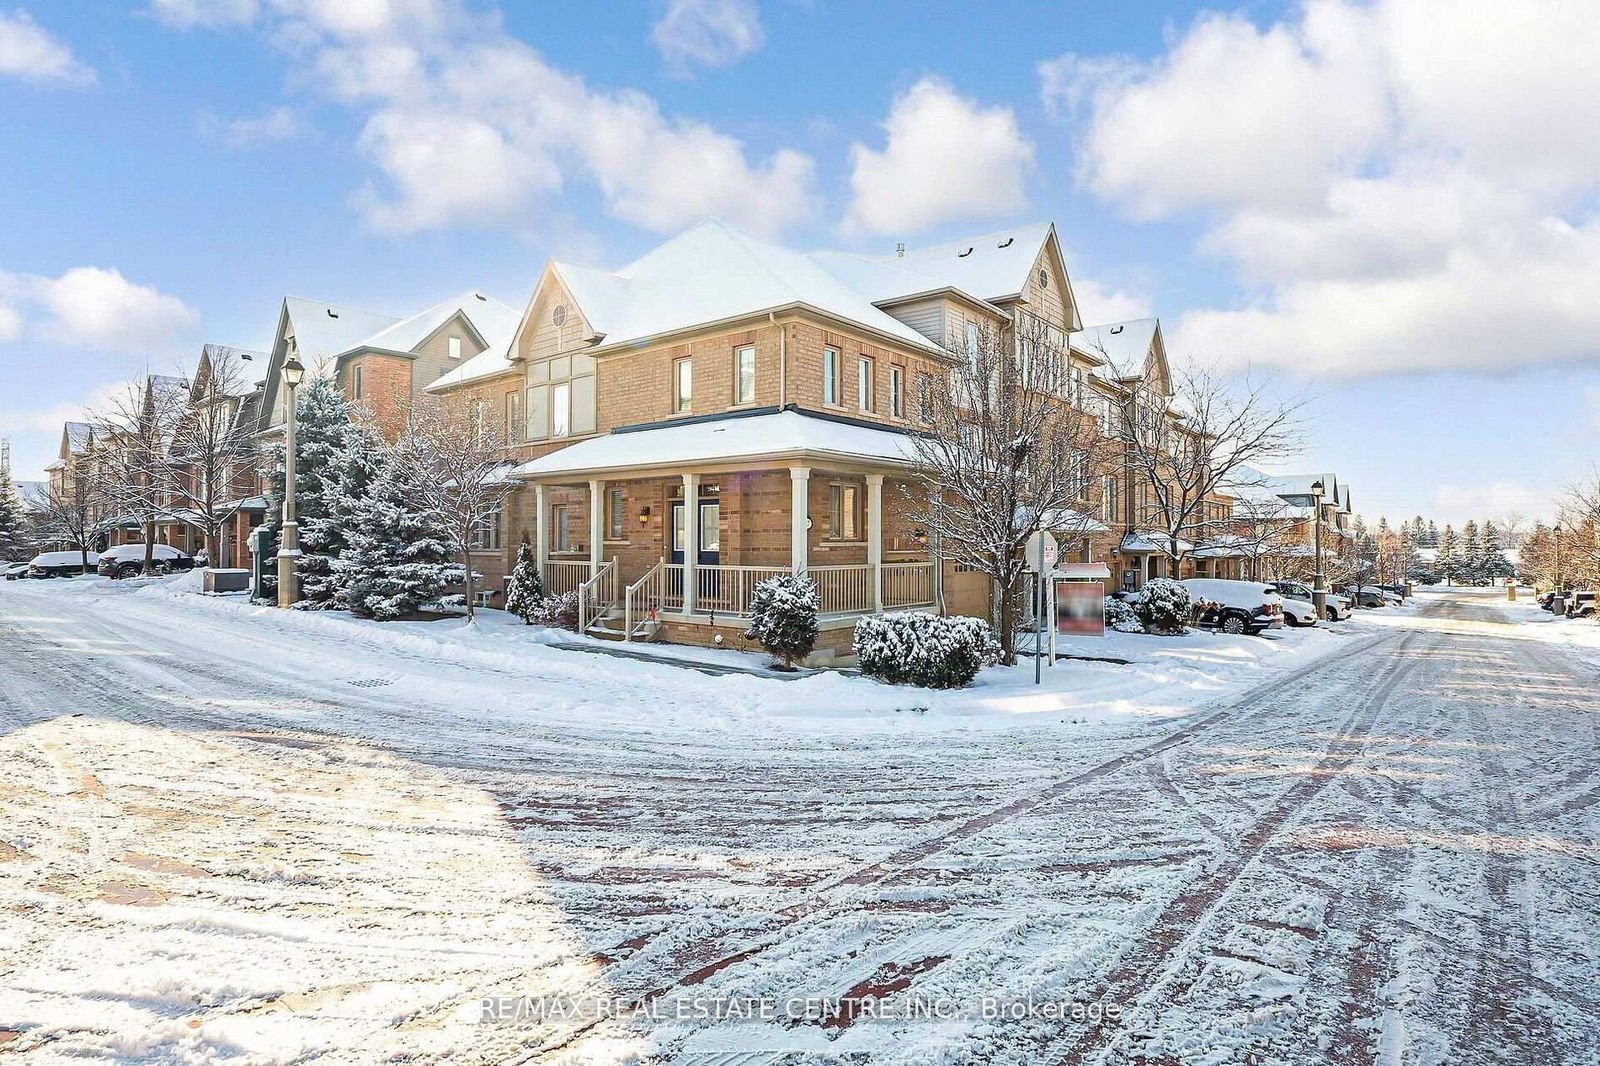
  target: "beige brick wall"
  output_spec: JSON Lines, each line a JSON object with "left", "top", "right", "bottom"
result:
{"left": 343, "top": 353, "right": 412, "bottom": 442}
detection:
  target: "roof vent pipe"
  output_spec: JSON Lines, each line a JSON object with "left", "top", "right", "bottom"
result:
{"left": 895, "top": 242, "right": 905, "bottom": 258}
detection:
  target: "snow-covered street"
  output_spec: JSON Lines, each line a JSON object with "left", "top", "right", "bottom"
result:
{"left": 1, "top": 582, "right": 1596, "bottom": 1064}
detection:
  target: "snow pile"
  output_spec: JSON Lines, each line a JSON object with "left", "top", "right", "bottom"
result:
{"left": 854, "top": 612, "right": 1000, "bottom": 688}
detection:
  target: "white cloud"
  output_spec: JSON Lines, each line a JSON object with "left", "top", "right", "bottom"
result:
{"left": 200, "top": 105, "right": 308, "bottom": 145}
{"left": 157, "top": 0, "right": 814, "bottom": 237}
{"left": 1049, "top": 0, "right": 1600, "bottom": 378}
{"left": 0, "top": 298, "right": 21, "bottom": 342}
{"left": 1432, "top": 482, "right": 1559, "bottom": 525}
{"left": 0, "top": 267, "right": 199, "bottom": 349}
{"left": 843, "top": 77, "right": 1032, "bottom": 238}
{"left": 0, "top": 9, "right": 96, "bottom": 86}
{"left": 1070, "top": 272, "right": 1151, "bottom": 327}
{"left": 650, "top": 0, "right": 763, "bottom": 75}
{"left": 148, "top": 0, "right": 258, "bottom": 28}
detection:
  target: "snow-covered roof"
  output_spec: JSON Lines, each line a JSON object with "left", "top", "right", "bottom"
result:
{"left": 63, "top": 422, "right": 93, "bottom": 455}
{"left": 1075, "top": 319, "right": 1158, "bottom": 377}
{"left": 351, "top": 291, "right": 521, "bottom": 361}
{"left": 1031, "top": 507, "right": 1111, "bottom": 535}
{"left": 283, "top": 297, "right": 401, "bottom": 364}
{"left": 512, "top": 409, "right": 918, "bottom": 479}
{"left": 425, "top": 294, "right": 529, "bottom": 391}
{"left": 551, "top": 219, "right": 946, "bottom": 357}
{"left": 1192, "top": 535, "right": 1255, "bottom": 559}
{"left": 1120, "top": 531, "right": 1194, "bottom": 554}
{"left": 859, "top": 221, "right": 1056, "bottom": 303}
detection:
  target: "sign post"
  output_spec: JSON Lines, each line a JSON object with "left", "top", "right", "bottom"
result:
{"left": 1024, "top": 530, "right": 1058, "bottom": 686}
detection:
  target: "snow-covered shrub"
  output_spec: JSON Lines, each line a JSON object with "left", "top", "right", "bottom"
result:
{"left": 854, "top": 612, "right": 1000, "bottom": 688}
{"left": 744, "top": 574, "right": 819, "bottom": 669}
{"left": 528, "top": 590, "right": 580, "bottom": 631}
{"left": 504, "top": 539, "right": 545, "bottom": 624}
{"left": 1135, "top": 578, "right": 1192, "bottom": 635}
{"left": 1104, "top": 595, "right": 1144, "bottom": 633}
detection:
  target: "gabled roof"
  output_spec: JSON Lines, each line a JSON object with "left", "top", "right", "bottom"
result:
{"left": 63, "top": 422, "right": 93, "bottom": 456}
{"left": 282, "top": 297, "right": 401, "bottom": 364}
{"left": 419, "top": 293, "right": 530, "bottom": 391}
{"left": 347, "top": 291, "right": 520, "bottom": 360}
{"left": 551, "top": 219, "right": 946, "bottom": 356}
{"left": 1075, "top": 318, "right": 1160, "bottom": 377}
{"left": 854, "top": 221, "right": 1057, "bottom": 304}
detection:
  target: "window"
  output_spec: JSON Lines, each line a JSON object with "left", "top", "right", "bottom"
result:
{"left": 551, "top": 304, "right": 567, "bottom": 326}
{"left": 448, "top": 336, "right": 463, "bottom": 360}
{"left": 551, "top": 382, "right": 571, "bottom": 437}
{"left": 916, "top": 371, "right": 934, "bottom": 422}
{"left": 523, "top": 356, "right": 595, "bottom": 441}
{"left": 505, "top": 390, "right": 521, "bottom": 443}
{"left": 889, "top": 365, "right": 904, "bottom": 418}
{"left": 1066, "top": 450, "right": 1086, "bottom": 499}
{"left": 525, "top": 385, "right": 548, "bottom": 440}
{"left": 551, "top": 504, "right": 570, "bottom": 552}
{"left": 1102, "top": 475, "right": 1119, "bottom": 523}
{"left": 1038, "top": 268, "right": 1050, "bottom": 288}
{"left": 470, "top": 501, "right": 502, "bottom": 551}
{"left": 965, "top": 321, "right": 981, "bottom": 362}
{"left": 674, "top": 357, "right": 693, "bottom": 414}
{"left": 607, "top": 487, "right": 624, "bottom": 540}
{"left": 857, "top": 356, "right": 873, "bottom": 412}
{"left": 734, "top": 346, "right": 756, "bottom": 404}
{"left": 351, "top": 365, "right": 363, "bottom": 399}
{"left": 823, "top": 347, "right": 839, "bottom": 405}
{"left": 828, "top": 483, "right": 860, "bottom": 540}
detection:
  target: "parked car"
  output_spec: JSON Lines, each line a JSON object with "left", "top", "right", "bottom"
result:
{"left": 1565, "top": 591, "right": 1596, "bottom": 619}
{"left": 97, "top": 543, "right": 197, "bottom": 579}
{"left": 3, "top": 561, "right": 32, "bottom": 580}
{"left": 1270, "top": 581, "right": 1353, "bottom": 623}
{"left": 1180, "top": 578, "right": 1285, "bottom": 635}
{"left": 1344, "top": 584, "right": 1401, "bottom": 608}
{"left": 26, "top": 550, "right": 100, "bottom": 578}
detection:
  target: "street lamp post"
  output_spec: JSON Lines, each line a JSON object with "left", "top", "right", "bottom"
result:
{"left": 1310, "top": 479, "right": 1327, "bottom": 620}
{"left": 276, "top": 355, "right": 305, "bottom": 609}
{"left": 1552, "top": 522, "right": 1565, "bottom": 614}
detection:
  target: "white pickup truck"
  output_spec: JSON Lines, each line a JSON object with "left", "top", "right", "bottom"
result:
{"left": 1271, "top": 580, "right": 1353, "bottom": 623}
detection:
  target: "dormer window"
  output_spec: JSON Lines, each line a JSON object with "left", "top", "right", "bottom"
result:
{"left": 448, "top": 336, "right": 462, "bottom": 360}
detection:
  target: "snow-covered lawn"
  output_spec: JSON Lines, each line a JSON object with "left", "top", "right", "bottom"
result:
{"left": 1, "top": 580, "right": 1594, "bottom": 1064}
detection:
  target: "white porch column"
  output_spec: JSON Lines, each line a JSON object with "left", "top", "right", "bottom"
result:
{"left": 588, "top": 478, "right": 604, "bottom": 575}
{"left": 866, "top": 473, "right": 884, "bottom": 610}
{"left": 682, "top": 472, "right": 701, "bottom": 615}
{"left": 789, "top": 466, "right": 810, "bottom": 575}
{"left": 533, "top": 484, "right": 549, "bottom": 575}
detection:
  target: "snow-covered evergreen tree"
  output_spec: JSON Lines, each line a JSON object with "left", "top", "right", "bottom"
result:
{"left": 744, "top": 574, "right": 820, "bottom": 669}
{"left": 1425, "top": 519, "right": 1439, "bottom": 548}
{"left": 1436, "top": 525, "right": 1460, "bottom": 584}
{"left": 336, "top": 444, "right": 462, "bottom": 621}
{"left": 0, "top": 477, "right": 30, "bottom": 561}
{"left": 1479, "top": 520, "right": 1514, "bottom": 584}
{"left": 504, "top": 537, "right": 545, "bottom": 624}
{"left": 1460, "top": 520, "right": 1483, "bottom": 585}
{"left": 258, "top": 376, "right": 378, "bottom": 603}
{"left": 298, "top": 406, "right": 384, "bottom": 609}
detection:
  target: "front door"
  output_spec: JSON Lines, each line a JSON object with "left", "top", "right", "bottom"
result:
{"left": 669, "top": 499, "right": 721, "bottom": 565}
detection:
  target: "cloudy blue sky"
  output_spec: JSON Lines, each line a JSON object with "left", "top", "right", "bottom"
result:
{"left": 2, "top": 0, "right": 1597, "bottom": 525}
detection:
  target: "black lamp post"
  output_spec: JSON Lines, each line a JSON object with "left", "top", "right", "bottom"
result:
{"left": 1310, "top": 479, "right": 1326, "bottom": 619}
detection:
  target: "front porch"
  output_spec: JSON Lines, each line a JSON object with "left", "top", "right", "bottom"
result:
{"left": 510, "top": 409, "right": 939, "bottom": 651}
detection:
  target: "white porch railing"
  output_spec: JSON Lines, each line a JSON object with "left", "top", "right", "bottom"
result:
{"left": 576, "top": 559, "right": 618, "bottom": 631}
{"left": 882, "top": 562, "right": 935, "bottom": 609}
{"left": 809, "top": 564, "right": 875, "bottom": 615}
{"left": 664, "top": 564, "right": 790, "bottom": 615}
{"left": 544, "top": 559, "right": 590, "bottom": 599}
{"left": 623, "top": 561, "right": 666, "bottom": 641}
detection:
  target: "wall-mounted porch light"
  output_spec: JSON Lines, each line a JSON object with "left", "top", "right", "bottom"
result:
{"left": 638, "top": 504, "right": 652, "bottom": 523}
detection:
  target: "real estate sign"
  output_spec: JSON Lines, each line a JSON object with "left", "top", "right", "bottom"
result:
{"left": 1055, "top": 580, "right": 1105, "bottom": 637}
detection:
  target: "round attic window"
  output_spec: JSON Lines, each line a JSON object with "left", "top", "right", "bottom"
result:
{"left": 1038, "top": 269, "right": 1050, "bottom": 288}
{"left": 551, "top": 304, "right": 567, "bottom": 326}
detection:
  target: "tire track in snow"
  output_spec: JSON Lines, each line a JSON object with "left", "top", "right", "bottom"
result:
{"left": 509, "top": 629, "right": 1403, "bottom": 1064}
{"left": 1036, "top": 626, "right": 1426, "bottom": 1066}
